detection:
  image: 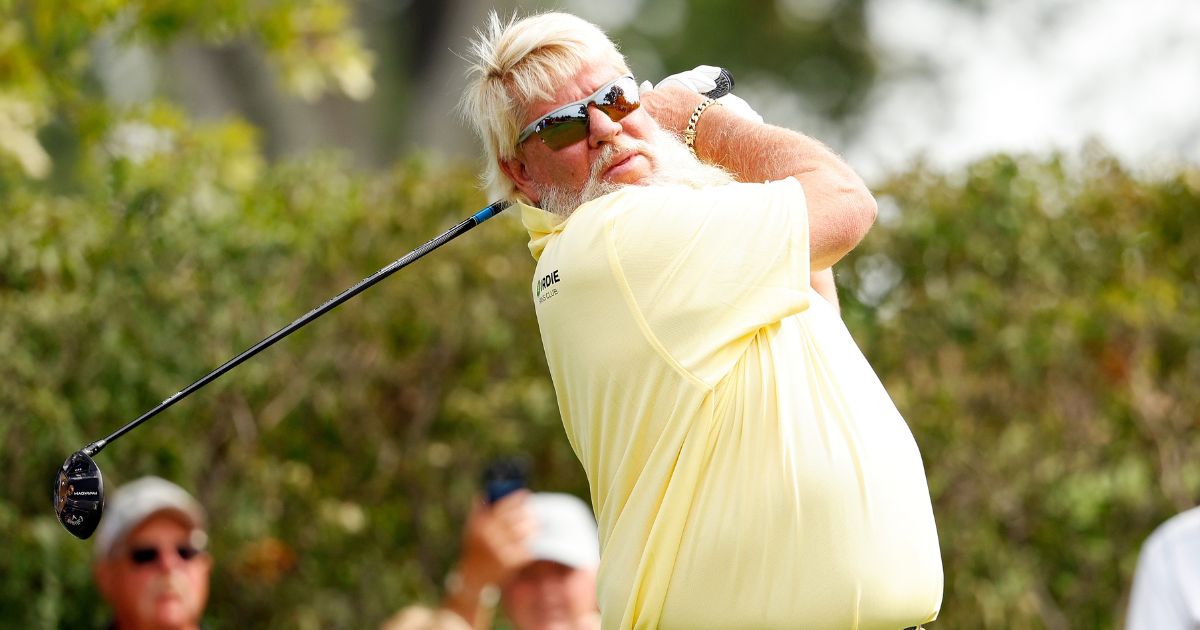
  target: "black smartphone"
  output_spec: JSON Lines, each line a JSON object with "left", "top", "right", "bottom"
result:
{"left": 482, "top": 457, "right": 529, "bottom": 504}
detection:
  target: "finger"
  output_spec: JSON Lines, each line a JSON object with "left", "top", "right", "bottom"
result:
{"left": 505, "top": 506, "right": 539, "bottom": 533}
{"left": 490, "top": 489, "right": 530, "bottom": 515}
{"left": 497, "top": 507, "right": 539, "bottom": 543}
{"left": 656, "top": 69, "right": 717, "bottom": 94}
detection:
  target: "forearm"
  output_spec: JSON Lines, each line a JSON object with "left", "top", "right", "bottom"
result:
{"left": 695, "top": 105, "right": 854, "bottom": 185}
{"left": 645, "top": 88, "right": 877, "bottom": 270}
{"left": 441, "top": 564, "right": 499, "bottom": 630}
{"left": 697, "top": 105, "right": 875, "bottom": 270}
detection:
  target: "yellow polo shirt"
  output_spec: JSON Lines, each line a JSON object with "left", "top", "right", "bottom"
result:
{"left": 522, "top": 178, "right": 942, "bottom": 630}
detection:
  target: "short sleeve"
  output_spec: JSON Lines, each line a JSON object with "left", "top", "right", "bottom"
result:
{"left": 607, "top": 178, "right": 810, "bottom": 385}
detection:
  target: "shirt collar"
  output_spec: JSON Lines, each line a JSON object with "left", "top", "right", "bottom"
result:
{"left": 519, "top": 187, "right": 640, "bottom": 260}
{"left": 519, "top": 201, "right": 567, "bottom": 261}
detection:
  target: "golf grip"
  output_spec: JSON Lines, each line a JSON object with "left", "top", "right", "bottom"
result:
{"left": 83, "top": 199, "right": 511, "bottom": 457}
{"left": 702, "top": 68, "right": 734, "bottom": 99}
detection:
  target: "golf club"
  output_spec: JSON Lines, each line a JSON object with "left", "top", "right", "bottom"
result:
{"left": 53, "top": 199, "right": 510, "bottom": 539}
{"left": 53, "top": 66, "right": 739, "bottom": 540}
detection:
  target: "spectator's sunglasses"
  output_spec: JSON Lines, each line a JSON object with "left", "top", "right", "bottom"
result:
{"left": 128, "top": 543, "right": 203, "bottom": 566}
{"left": 517, "top": 75, "right": 641, "bottom": 150}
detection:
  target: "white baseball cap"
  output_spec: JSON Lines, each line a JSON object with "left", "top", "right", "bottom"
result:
{"left": 92, "top": 476, "right": 207, "bottom": 560}
{"left": 527, "top": 493, "right": 600, "bottom": 570}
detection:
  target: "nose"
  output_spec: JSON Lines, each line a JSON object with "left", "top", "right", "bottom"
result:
{"left": 586, "top": 104, "right": 621, "bottom": 148}
{"left": 156, "top": 547, "right": 187, "bottom": 571}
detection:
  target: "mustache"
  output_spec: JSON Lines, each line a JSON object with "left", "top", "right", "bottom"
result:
{"left": 589, "top": 139, "right": 652, "bottom": 182}
{"left": 578, "top": 139, "right": 653, "bottom": 202}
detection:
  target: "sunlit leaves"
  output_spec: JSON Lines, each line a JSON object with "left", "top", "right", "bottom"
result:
{"left": 0, "top": 0, "right": 372, "bottom": 182}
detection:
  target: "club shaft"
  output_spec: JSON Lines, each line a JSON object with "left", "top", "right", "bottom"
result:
{"left": 86, "top": 200, "right": 510, "bottom": 456}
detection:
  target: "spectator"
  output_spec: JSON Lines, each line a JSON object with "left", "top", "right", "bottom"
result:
{"left": 92, "top": 476, "right": 212, "bottom": 630}
{"left": 1126, "top": 505, "right": 1200, "bottom": 630}
{"left": 383, "top": 491, "right": 600, "bottom": 630}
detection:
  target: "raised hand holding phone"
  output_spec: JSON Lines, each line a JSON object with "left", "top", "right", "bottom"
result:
{"left": 482, "top": 457, "right": 529, "bottom": 505}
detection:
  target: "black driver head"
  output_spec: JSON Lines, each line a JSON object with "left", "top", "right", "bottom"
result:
{"left": 54, "top": 450, "right": 105, "bottom": 539}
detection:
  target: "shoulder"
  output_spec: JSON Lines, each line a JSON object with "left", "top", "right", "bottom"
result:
{"left": 1148, "top": 506, "right": 1200, "bottom": 550}
{"left": 577, "top": 180, "right": 802, "bottom": 223}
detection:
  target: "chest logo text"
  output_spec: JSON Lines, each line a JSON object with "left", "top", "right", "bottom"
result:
{"left": 536, "top": 269, "right": 561, "bottom": 304}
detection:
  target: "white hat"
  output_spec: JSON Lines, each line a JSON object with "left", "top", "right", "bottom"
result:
{"left": 93, "top": 476, "right": 207, "bottom": 560}
{"left": 527, "top": 493, "right": 600, "bottom": 570}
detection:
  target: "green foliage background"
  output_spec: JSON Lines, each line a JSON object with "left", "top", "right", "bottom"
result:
{"left": 2, "top": 1, "right": 1199, "bottom": 629}
{"left": 841, "top": 154, "right": 1200, "bottom": 629}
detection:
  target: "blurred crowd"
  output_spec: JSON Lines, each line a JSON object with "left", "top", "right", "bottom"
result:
{"left": 92, "top": 474, "right": 602, "bottom": 630}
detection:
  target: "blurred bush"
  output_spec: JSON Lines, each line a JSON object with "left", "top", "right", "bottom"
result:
{"left": 2, "top": 2, "right": 573, "bottom": 628}
{"left": 837, "top": 152, "right": 1200, "bottom": 630}
{"left": 1, "top": 137, "right": 582, "bottom": 627}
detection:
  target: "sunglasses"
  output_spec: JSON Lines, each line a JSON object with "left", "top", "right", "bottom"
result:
{"left": 517, "top": 75, "right": 641, "bottom": 150}
{"left": 128, "top": 544, "right": 203, "bottom": 566}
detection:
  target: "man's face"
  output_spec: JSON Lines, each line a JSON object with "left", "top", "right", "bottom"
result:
{"left": 502, "top": 59, "right": 659, "bottom": 210}
{"left": 94, "top": 514, "right": 211, "bottom": 630}
{"left": 501, "top": 560, "right": 599, "bottom": 630}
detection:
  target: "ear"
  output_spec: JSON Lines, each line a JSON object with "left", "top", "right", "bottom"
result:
{"left": 499, "top": 155, "right": 541, "bottom": 205}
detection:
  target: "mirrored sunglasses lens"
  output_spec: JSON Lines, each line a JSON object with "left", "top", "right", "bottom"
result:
{"left": 599, "top": 97, "right": 639, "bottom": 121}
{"left": 597, "top": 81, "right": 639, "bottom": 122}
{"left": 600, "top": 80, "right": 636, "bottom": 107}
{"left": 538, "top": 118, "right": 589, "bottom": 150}
{"left": 532, "top": 77, "right": 638, "bottom": 150}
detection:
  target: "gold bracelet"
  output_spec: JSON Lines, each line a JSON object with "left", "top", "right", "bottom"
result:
{"left": 683, "top": 97, "right": 719, "bottom": 158}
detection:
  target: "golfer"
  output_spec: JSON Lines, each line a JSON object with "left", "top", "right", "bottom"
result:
{"left": 461, "top": 11, "right": 942, "bottom": 630}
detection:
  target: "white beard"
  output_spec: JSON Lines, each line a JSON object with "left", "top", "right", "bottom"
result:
{"left": 535, "top": 129, "right": 735, "bottom": 217}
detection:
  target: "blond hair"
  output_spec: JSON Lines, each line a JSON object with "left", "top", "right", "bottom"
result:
{"left": 459, "top": 11, "right": 630, "bottom": 203}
